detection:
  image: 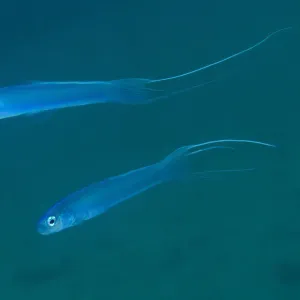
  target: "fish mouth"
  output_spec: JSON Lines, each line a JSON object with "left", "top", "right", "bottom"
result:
{"left": 36, "top": 223, "right": 50, "bottom": 235}
{"left": 37, "top": 229, "right": 47, "bottom": 235}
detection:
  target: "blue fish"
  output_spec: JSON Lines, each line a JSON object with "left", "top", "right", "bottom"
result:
{"left": 1, "top": 27, "right": 291, "bottom": 120}
{"left": 37, "top": 139, "right": 276, "bottom": 235}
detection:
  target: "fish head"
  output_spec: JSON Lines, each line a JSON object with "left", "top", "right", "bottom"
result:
{"left": 37, "top": 202, "right": 76, "bottom": 235}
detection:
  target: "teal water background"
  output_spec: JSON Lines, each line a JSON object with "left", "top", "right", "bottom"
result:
{"left": 0, "top": 1, "right": 299, "bottom": 299}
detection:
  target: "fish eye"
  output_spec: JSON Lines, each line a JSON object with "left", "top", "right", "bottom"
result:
{"left": 47, "top": 216, "right": 56, "bottom": 227}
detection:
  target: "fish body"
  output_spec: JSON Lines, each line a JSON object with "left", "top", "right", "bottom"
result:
{"left": 0, "top": 78, "right": 174, "bottom": 120}
{"left": 37, "top": 139, "right": 276, "bottom": 235}
{"left": 37, "top": 162, "right": 164, "bottom": 235}
{"left": 0, "top": 28, "right": 291, "bottom": 120}
{"left": 0, "top": 81, "right": 114, "bottom": 119}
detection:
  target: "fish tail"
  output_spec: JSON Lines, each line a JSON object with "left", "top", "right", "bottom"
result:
{"left": 158, "top": 139, "right": 276, "bottom": 181}
{"left": 109, "top": 78, "right": 166, "bottom": 104}
{"left": 157, "top": 143, "right": 234, "bottom": 182}
{"left": 157, "top": 146, "right": 192, "bottom": 181}
{"left": 109, "top": 78, "right": 215, "bottom": 104}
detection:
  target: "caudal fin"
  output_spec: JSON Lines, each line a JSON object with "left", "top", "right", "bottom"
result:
{"left": 108, "top": 78, "right": 164, "bottom": 104}
{"left": 158, "top": 139, "right": 276, "bottom": 181}
{"left": 108, "top": 78, "right": 215, "bottom": 104}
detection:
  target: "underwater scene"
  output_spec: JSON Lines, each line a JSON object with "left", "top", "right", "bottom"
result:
{"left": 0, "top": 0, "right": 299, "bottom": 299}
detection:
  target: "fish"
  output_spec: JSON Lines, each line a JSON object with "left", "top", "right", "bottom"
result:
{"left": 37, "top": 139, "right": 276, "bottom": 235}
{"left": 0, "top": 27, "right": 291, "bottom": 120}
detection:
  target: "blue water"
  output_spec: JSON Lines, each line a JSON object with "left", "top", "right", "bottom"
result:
{"left": 0, "top": 0, "right": 299, "bottom": 299}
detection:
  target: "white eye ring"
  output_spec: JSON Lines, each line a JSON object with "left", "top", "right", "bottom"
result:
{"left": 47, "top": 216, "right": 56, "bottom": 227}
